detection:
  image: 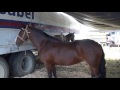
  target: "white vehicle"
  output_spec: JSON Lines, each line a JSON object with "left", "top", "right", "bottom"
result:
{"left": 0, "top": 12, "right": 80, "bottom": 78}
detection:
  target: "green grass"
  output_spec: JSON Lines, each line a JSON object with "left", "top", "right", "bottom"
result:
{"left": 106, "top": 59, "right": 120, "bottom": 78}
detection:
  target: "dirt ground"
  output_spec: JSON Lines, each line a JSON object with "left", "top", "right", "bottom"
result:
{"left": 19, "top": 62, "right": 90, "bottom": 78}
{"left": 20, "top": 59, "right": 120, "bottom": 78}
{"left": 17, "top": 46, "right": 120, "bottom": 78}
{"left": 21, "top": 61, "right": 91, "bottom": 78}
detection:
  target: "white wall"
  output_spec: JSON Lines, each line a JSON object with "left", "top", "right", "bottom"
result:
{"left": 75, "top": 24, "right": 97, "bottom": 40}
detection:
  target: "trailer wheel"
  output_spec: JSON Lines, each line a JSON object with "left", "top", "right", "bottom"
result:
{"left": 0, "top": 57, "right": 9, "bottom": 78}
{"left": 10, "top": 51, "right": 36, "bottom": 77}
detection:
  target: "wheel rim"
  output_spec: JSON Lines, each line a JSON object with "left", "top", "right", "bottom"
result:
{"left": 21, "top": 56, "right": 33, "bottom": 72}
{"left": 0, "top": 65, "right": 5, "bottom": 78}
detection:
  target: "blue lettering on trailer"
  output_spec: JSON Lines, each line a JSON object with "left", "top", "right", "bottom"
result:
{"left": 0, "top": 12, "right": 34, "bottom": 19}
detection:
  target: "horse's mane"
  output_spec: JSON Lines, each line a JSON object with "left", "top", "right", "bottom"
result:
{"left": 29, "top": 26, "right": 62, "bottom": 41}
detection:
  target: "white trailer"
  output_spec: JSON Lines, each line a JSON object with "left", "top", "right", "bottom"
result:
{"left": 0, "top": 12, "right": 80, "bottom": 78}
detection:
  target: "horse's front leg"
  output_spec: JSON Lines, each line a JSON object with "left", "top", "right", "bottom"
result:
{"left": 52, "top": 65, "right": 57, "bottom": 78}
{"left": 45, "top": 63, "right": 53, "bottom": 78}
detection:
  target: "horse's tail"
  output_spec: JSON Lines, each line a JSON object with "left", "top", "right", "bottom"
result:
{"left": 99, "top": 50, "right": 106, "bottom": 78}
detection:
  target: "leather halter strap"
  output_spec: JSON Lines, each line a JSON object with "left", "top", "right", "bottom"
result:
{"left": 17, "top": 25, "right": 30, "bottom": 42}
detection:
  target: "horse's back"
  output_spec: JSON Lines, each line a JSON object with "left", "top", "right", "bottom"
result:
{"left": 75, "top": 39, "right": 101, "bottom": 47}
{"left": 75, "top": 39, "right": 103, "bottom": 57}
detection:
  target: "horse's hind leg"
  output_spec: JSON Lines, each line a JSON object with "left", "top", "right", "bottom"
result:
{"left": 90, "top": 66, "right": 99, "bottom": 78}
{"left": 90, "top": 67, "right": 95, "bottom": 78}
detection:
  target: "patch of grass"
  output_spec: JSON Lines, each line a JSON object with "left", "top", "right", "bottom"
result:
{"left": 106, "top": 59, "right": 120, "bottom": 78}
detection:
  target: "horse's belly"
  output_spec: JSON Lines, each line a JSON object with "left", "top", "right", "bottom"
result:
{"left": 54, "top": 57, "right": 83, "bottom": 66}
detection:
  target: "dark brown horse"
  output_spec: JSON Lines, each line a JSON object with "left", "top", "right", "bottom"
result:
{"left": 15, "top": 25, "right": 106, "bottom": 78}
{"left": 54, "top": 32, "right": 66, "bottom": 42}
{"left": 54, "top": 32, "right": 74, "bottom": 42}
{"left": 65, "top": 32, "right": 75, "bottom": 42}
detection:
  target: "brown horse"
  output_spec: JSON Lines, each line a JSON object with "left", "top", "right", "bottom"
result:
{"left": 65, "top": 32, "right": 75, "bottom": 42}
{"left": 15, "top": 25, "right": 106, "bottom": 78}
{"left": 54, "top": 32, "right": 66, "bottom": 42}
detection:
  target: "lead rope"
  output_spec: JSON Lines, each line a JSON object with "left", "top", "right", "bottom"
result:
{"left": 25, "top": 50, "right": 27, "bottom": 55}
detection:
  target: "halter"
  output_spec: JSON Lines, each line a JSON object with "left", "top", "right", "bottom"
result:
{"left": 17, "top": 25, "right": 31, "bottom": 42}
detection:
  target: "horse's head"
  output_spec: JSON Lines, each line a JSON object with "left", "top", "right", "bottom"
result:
{"left": 65, "top": 32, "right": 75, "bottom": 42}
{"left": 15, "top": 25, "right": 30, "bottom": 47}
{"left": 71, "top": 33, "right": 75, "bottom": 41}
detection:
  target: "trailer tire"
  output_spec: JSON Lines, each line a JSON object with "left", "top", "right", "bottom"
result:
{"left": 10, "top": 51, "right": 36, "bottom": 77}
{"left": 0, "top": 57, "right": 9, "bottom": 78}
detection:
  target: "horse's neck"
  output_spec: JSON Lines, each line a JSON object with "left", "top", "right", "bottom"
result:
{"left": 28, "top": 29, "right": 47, "bottom": 50}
